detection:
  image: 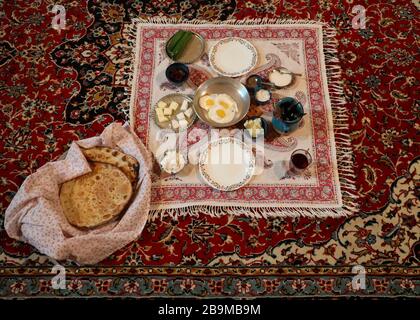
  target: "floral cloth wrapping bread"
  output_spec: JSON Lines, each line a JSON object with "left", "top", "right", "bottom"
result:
{"left": 5, "top": 123, "right": 152, "bottom": 264}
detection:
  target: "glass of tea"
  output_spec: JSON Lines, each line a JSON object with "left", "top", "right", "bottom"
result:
{"left": 289, "top": 149, "right": 312, "bottom": 174}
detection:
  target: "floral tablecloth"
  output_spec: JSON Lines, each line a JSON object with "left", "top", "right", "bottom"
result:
{"left": 130, "top": 21, "right": 357, "bottom": 217}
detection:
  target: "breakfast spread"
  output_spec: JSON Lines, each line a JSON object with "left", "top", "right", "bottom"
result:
{"left": 59, "top": 147, "right": 139, "bottom": 228}
{"left": 6, "top": 22, "right": 357, "bottom": 270}
{"left": 160, "top": 32, "right": 306, "bottom": 189}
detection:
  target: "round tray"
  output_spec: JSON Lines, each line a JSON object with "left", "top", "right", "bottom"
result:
{"left": 165, "top": 31, "right": 205, "bottom": 64}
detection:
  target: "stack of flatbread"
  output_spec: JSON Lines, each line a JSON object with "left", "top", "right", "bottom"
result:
{"left": 60, "top": 147, "right": 139, "bottom": 228}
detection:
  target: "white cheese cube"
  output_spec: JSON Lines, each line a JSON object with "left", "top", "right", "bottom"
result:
{"left": 163, "top": 108, "right": 172, "bottom": 116}
{"left": 157, "top": 101, "right": 167, "bottom": 109}
{"left": 171, "top": 119, "right": 179, "bottom": 130}
{"left": 184, "top": 108, "right": 193, "bottom": 118}
{"left": 176, "top": 112, "right": 185, "bottom": 120}
{"left": 180, "top": 100, "right": 189, "bottom": 111}
{"left": 179, "top": 119, "right": 188, "bottom": 129}
{"left": 157, "top": 113, "right": 169, "bottom": 123}
{"left": 169, "top": 101, "right": 179, "bottom": 111}
{"left": 244, "top": 118, "right": 263, "bottom": 137}
{"left": 156, "top": 108, "right": 164, "bottom": 116}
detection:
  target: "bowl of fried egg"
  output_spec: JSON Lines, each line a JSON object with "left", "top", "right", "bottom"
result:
{"left": 193, "top": 77, "right": 250, "bottom": 128}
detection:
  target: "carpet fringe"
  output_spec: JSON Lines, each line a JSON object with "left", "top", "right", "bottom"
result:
{"left": 124, "top": 18, "right": 358, "bottom": 219}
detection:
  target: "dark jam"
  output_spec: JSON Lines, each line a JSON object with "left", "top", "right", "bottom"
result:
{"left": 166, "top": 63, "right": 189, "bottom": 84}
{"left": 169, "top": 68, "right": 187, "bottom": 82}
{"left": 291, "top": 153, "right": 309, "bottom": 170}
{"left": 246, "top": 75, "right": 261, "bottom": 89}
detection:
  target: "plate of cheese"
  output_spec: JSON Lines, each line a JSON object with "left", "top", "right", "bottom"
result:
{"left": 153, "top": 94, "right": 196, "bottom": 132}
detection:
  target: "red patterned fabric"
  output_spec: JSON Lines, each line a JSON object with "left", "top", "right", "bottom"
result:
{"left": 0, "top": 0, "right": 418, "bottom": 298}
{"left": 130, "top": 23, "right": 350, "bottom": 213}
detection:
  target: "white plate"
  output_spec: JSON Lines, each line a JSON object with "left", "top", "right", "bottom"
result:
{"left": 209, "top": 37, "right": 258, "bottom": 77}
{"left": 199, "top": 137, "right": 255, "bottom": 191}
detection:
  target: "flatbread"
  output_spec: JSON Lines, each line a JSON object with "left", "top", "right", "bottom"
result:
{"left": 60, "top": 162, "right": 133, "bottom": 228}
{"left": 81, "top": 147, "right": 139, "bottom": 185}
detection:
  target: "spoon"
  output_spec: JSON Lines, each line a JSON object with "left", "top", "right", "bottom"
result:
{"left": 273, "top": 68, "right": 302, "bottom": 77}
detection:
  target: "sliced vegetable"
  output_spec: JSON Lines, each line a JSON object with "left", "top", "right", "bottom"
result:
{"left": 166, "top": 30, "right": 186, "bottom": 58}
{"left": 166, "top": 31, "right": 193, "bottom": 60}
{"left": 173, "top": 31, "right": 193, "bottom": 59}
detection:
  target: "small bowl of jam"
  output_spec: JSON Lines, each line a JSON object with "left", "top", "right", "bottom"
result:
{"left": 166, "top": 63, "right": 189, "bottom": 85}
{"left": 245, "top": 74, "right": 263, "bottom": 93}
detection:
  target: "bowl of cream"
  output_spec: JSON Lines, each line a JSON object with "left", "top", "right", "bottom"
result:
{"left": 159, "top": 149, "right": 187, "bottom": 174}
{"left": 268, "top": 67, "right": 294, "bottom": 88}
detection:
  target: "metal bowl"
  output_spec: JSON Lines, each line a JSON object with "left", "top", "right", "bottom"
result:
{"left": 192, "top": 77, "right": 250, "bottom": 128}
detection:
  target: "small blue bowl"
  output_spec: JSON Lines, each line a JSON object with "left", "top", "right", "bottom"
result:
{"left": 254, "top": 88, "right": 272, "bottom": 105}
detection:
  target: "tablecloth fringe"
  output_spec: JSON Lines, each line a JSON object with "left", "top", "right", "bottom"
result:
{"left": 149, "top": 204, "right": 356, "bottom": 220}
{"left": 322, "top": 24, "right": 359, "bottom": 218}
{"left": 131, "top": 17, "right": 328, "bottom": 26}
{"left": 126, "top": 18, "right": 359, "bottom": 218}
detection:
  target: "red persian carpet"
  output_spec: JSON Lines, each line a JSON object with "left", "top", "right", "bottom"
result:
{"left": 0, "top": 0, "right": 418, "bottom": 298}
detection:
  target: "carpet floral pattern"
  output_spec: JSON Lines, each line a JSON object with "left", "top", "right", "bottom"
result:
{"left": 0, "top": 0, "right": 418, "bottom": 297}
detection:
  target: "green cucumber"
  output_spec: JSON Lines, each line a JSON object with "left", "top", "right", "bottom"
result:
{"left": 166, "top": 30, "right": 186, "bottom": 58}
{"left": 172, "top": 31, "right": 193, "bottom": 60}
